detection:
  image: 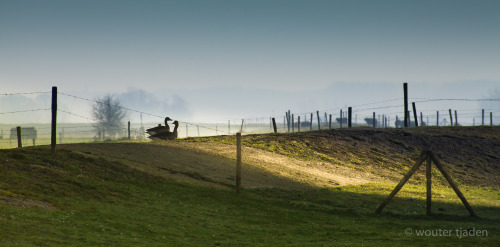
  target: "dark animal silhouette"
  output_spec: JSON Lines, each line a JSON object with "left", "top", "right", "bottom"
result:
{"left": 149, "top": 121, "right": 179, "bottom": 140}
{"left": 146, "top": 117, "right": 172, "bottom": 135}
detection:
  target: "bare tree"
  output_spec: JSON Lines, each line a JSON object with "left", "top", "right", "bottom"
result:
{"left": 91, "top": 94, "right": 127, "bottom": 139}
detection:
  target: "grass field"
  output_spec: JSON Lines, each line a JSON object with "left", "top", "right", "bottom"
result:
{"left": 1, "top": 127, "right": 499, "bottom": 246}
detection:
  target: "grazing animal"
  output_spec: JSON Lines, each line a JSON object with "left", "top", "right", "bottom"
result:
{"left": 149, "top": 121, "right": 179, "bottom": 140}
{"left": 146, "top": 117, "right": 172, "bottom": 135}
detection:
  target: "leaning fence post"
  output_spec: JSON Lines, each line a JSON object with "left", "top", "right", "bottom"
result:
{"left": 272, "top": 118, "right": 277, "bottom": 133}
{"left": 16, "top": 126, "right": 22, "bottom": 148}
{"left": 236, "top": 132, "right": 242, "bottom": 193}
{"left": 412, "top": 102, "right": 418, "bottom": 127}
{"left": 51, "top": 86, "right": 57, "bottom": 151}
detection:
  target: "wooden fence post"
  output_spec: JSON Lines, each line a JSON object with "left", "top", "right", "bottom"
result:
{"left": 236, "top": 132, "right": 242, "bottom": 193}
{"left": 482, "top": 109, "right": 484, "bottom": 125}
{"left": 298, "top": 116, "right": 301, "bottom": 132}
{"left": 287, "top": 110, "right": 291, "bottom": 133}
{"left": 329, "top": 114, "right": 332, "bottom": 130}
{"left": 449, "top": 109, "right": 453, "bottom": 126}
{"left": 348, "top": 107, "right": 352, "bottom": 128}
{"left": 372, "top": 112, "right": 376, "bottom": 128}
{"left": 272, "top": 118, "right": 277, "bottom": 133}
{"left": 340, "top": 110, "right": 343, "bottom": 128}
{"left": 310, "top": 113, "right": 313, "bottom": 131}
{"left": 292, "top": 114, "right": 295, "bottom": 133}
{"left": 490, "top": 112, "right": 493, "bottom": 126}
{"left": 436, "top": 111, "right": 439, "bottom": 126}
{"left": 420, "top": 112, "right": 423, "bottom": 126}
{"left": 128, "top": 121, "right": 131, "bottom": 140}
{"left": 412, "top": 102, "right": 419, "bottom": 127}
{"left": 404, "top": 82, "right": 408, "bottom": 128}
{"left": 16, "top": 126, "right": 22, "bottom": 148}
{"left": 426, "top": 153, "right": 432, "bottom": 215}
{"left": 454, "top": 110, "right": 458, "bottom": 126}
{"left": 316, "top": 111, "right": 321, "bottom": 130}
{"left": 51, "top": 86, "right": 57, "bottom": 151}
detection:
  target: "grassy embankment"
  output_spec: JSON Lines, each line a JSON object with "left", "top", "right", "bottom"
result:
{"left": 1, "top": 127, "right": 499, "bottom": 246}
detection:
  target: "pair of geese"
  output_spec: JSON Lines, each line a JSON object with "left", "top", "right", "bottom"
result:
{"left": 146, "top": 117, "right": 179, "bottom": 140}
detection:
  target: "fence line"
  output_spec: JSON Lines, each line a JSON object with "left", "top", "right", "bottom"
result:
{"left": 1, "top": 88, "right": 499, "bottom": 149}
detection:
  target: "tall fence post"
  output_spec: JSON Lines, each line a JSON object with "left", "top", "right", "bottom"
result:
{"left": 404, "top": 82, "right": 408, "bottom": 128}
{"left": 329, "top": 114, "right": 332, "bottom": 130}
{"left": 348, "top": 107, "right": 352, "bottom": 128}
{"left": 454, "top": 110, "right": 458, "bottom": 126}
{"left": 236, "top": 132, "right": 242, "bottom": 193}
{"left": 51, "top": 86, "right": 57, "bottom": 151}
{"left": 16, "top": 126, "right": 22, "bottom": 148}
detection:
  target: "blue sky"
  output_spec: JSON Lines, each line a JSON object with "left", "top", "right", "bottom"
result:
{"left": 1, "top": 0, "right": 499, "bottom": 122}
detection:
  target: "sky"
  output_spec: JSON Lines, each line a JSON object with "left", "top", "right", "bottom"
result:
{"left": 1, "top": 0, "right": 499, "bottom": 123}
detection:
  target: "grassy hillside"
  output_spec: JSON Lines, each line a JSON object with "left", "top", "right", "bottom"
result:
{"left": 1, "top": 127, "right": 499, "bottom": 246}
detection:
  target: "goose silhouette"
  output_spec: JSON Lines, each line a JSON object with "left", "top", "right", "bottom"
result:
{"left": 149, "top": 120, "right": 179, "bottom": 140}
{"left": 146, "top": 117, "right": 172, "bottom": 135}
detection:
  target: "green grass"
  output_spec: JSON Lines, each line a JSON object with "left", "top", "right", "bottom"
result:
{"left": 0, "top": 147, "right": 499, "bottom": 246}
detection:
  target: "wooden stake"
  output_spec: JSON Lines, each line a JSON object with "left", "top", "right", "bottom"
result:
{"left": 236, "top": 132, "right": 242, "bottom": 193}
{"left": 16, "top": 126, "right": 22, "bottom": 148}
{"left": 426, "top": 153, "right": 432, "bottom": 215}
{"left": 430, "top": 153, "right": 477, "bottom": 217}
{"left": 375, "top": 151, "right": 427, "bottom": 214}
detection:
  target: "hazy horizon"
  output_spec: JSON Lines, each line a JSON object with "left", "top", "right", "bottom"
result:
{"left": 1, "top": 0, "right": 500, "bottom": 124}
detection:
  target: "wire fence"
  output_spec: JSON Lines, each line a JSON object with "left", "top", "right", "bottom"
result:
{"left": 1, "top": 88, "right": 499, "bottom": 149}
